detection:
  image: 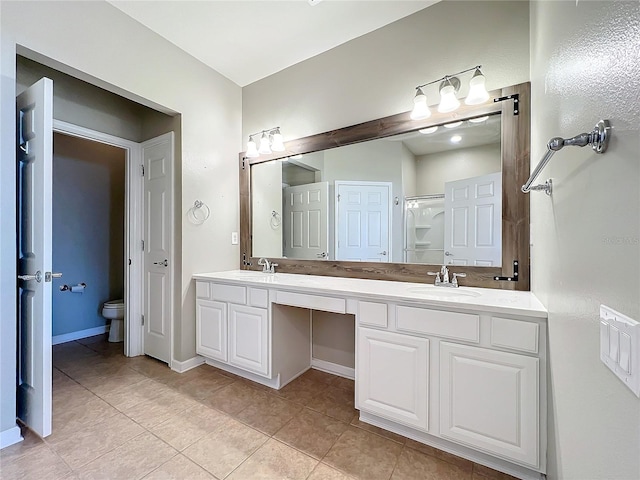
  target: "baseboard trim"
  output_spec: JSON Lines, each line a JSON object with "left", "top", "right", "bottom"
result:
{"left": 0, "top": 426, "right": 23, "bottom": 450}
{"left": 311, "top": 358, "right": 355, "bottom": 380}
{"left": 171, "top": 356, "right": 205, "bottom": 373}
{"left": 52, "top": 325, "right": 109, "bottom": 345}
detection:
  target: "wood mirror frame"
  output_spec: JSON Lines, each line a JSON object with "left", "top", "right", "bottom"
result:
{"left": 239, "top": 82, "right": 530, "bottom": 290}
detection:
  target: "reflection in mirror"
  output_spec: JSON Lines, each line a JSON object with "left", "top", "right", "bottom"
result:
{"left": 252, "top": 113, "right": 502, "bottom": 267}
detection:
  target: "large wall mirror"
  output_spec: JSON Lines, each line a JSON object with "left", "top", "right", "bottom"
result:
{"left": 240, "top": 83, "right": 530, "bottom": 290}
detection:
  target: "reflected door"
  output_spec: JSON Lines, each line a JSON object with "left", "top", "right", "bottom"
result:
{"left": 17, "top": 77, "right": 54, "bottom": 437}
{"left": 444, "top": 172, "right": 501, "bottom": 266}
{"left": 335, "top": 182, "right": 391, "bottom": 262}
{"left": 283, "top": 182, "right": 329, "bottom": 260}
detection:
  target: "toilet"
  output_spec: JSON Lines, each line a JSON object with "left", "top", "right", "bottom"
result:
{"left": 102, "top": 299, "right": 125, "bottom": 342}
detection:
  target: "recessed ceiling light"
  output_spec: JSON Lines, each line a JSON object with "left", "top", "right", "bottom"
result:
{"left": 469, "top": 116, "right": 489, "bottom": 123}
{"left": 419, "top": 126, "right": 438, "bottom": 135}
{"left": 443, "top": 121, "right": 463, "bottom": 129}
{"left": 450, "top": 135, "right": 462, "bottom": 143}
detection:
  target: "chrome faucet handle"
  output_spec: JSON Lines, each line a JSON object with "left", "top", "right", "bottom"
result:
{"left": 451, "top": 272, "right": 467, "bottom": 287}
{"left": 427, "top": 271, "right": 441, "bottom": 285}
{"left": 269, "top": 263, "right": 278, "bottom": 273}
{"left": 257, "top": 258, "right": 271, "bottom": 273}
{"left": 440, "top": 265, "right": 450, "bottom": 284}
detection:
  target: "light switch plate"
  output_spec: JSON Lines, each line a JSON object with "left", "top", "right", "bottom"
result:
{"left": 231, "top": 232, "right": 239, "bottom": 245}
{"left": 600, "top": 305, "right": 640, "bottom": 397}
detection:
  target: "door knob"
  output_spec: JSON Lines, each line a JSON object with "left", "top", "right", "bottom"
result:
{"left": 445, "top": 251, "right": 454, "bottom": 256}
{"left": 18, "top": 271, "right": 42, "bottom": 282}
{"left": 153, "top": 259, "right": 168, "bottom": 267}
{"left": 316, "top": 252, "right": 327, "bottom": 258}
{"left": 45, "top": 272, "right": 63, "bottom": 282}
{"left": 378, "top": 251, "right": 387, "bottom": 256}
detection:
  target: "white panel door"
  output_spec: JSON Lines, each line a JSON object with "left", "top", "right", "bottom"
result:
{"left": 283, "top": 182, "right": 329, "bottom": 260}
{"left": 143, "top": 133, "right": 174, "bottom": 363}
{"left": 357, "top": 328, "right": 429, "bottom": 431}
{"left": 16, "top": 78, "right": 54, "bottom": 438}
{"left": 444, "top": 172, "right": 501, "bottom": 266}
{"left": 336, "top": 182, "right": 391, "bottom": 262}
{"left": 228, "top": 304, "right": 270, "bottom": 377}
{"left": 439, "top": 342, "right": 539, "bottom": 468}
{"left": 196, "top": 300, "right": 227, "bottom": 362}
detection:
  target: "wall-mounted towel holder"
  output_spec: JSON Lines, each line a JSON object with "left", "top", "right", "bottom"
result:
{"left": 60, "top": 282, "right": 86, "bottom": 293}
{"left": 522, "top": 119, "right": 611, "bottom": 195}
{"left": 187, "top": 200, "right": 210, "bottom": 225}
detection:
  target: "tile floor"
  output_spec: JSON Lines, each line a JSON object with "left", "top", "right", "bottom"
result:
{"left": 0, "top": 335, "right": 518, "bottom": 480}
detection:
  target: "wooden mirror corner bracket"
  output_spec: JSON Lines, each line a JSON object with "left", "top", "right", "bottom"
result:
{"left": 239, "top": 82, "right": 531, "bottom": 291}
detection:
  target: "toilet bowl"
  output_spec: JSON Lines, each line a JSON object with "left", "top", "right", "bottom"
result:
{"left": 102, "top": 299, "right": 125, "bottom": 342}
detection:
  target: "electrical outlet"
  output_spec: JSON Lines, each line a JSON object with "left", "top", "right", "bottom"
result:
{"left": 600, "top": 305, "right": 640, "bottom": 397}
{"left": 231, "top": 232, "right": 238, "bottom": 245}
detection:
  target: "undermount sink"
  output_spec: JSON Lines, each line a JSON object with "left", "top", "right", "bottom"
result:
{"left": 407, "top": 286, "right": 482, "bottom": 298}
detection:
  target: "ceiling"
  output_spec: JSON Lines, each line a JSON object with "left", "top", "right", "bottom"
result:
{"left": 107, "top": 0, "right": 437, "bottom": 87}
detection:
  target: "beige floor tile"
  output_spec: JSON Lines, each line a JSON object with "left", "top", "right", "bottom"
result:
{"left": 274, "top": 409, "right": 348, "bottom": 459}
{"left": 235, "top": 390, "right": 303, "bottom": 435}
{"left": 308, "top": 463, "right": 356, "bottom": 480}
{"left": 391, "top": 447, "right": 473, "bottom": 480}
{"left": 301, "top": 369, "right": 338, "bottom": 385}
{"left": 306, "top": 388, "right": 357, "bottom": 424}
{"left": 47, "top": 412, "right": 145, "bottom": 469}
{"left": 182, "top": 418, "right": 268, "bottom": 479}
{"left": 78, "top": 368, "right": 148, "bottom": 396}
{"left": 57, "top": 356, "right": 131, "bottom": 380}
{"left": 100, "top": 378, "right": 174, "bottom": 412}
{"left": 324, "top": 426, "right": 403, "bottom": 480}
{"left": 198, "top": 381, "right": 262, "bottom": 416}
{"left": 273, "top": 377, "right": 327, "bottom": 406}
{"left": 173, "top": 371, "right": 235, "bottom": 400}
{"left": 121, "top": 389, "right": 199, "bottom": 429}
{"left": 127, "top": 356, "right": 177, "bottom": 382}
{"left": 404, "top": 439, "right": 473, "bottom": 471}
{"left": 227, "top": 438, "right": 318, "bottom": 480}
{"left": 53, "top": 382, "right": 97, "bottom": 413}
{"left": 472, "top": 463, "right": 519, "bottom": 480}
{"left": 0, "top": 425, "right": 47, "bottom": 465}
{"left": 76, "top": 431, "right": 176, "bottom": 480}
{"left": 52, "top": 395, "right": 120, "bottom": 437}
{"left": 143, "top": 454, "right": 216, "bottom": 479}
{"left": 350, "top": 415, "right": 406, "bottom": 445}
{"left": 0, "top": 444, "right": 71, "bottom": 480}
{"left": 150, "top": 403, "right": 230, "bottom": 451}
{"left": 331, "top": 376, "right": 355, "bottom": 394}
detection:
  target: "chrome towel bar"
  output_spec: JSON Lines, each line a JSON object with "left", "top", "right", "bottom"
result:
{"left": 522, "top": 119, "right": 611, "bottom": 195}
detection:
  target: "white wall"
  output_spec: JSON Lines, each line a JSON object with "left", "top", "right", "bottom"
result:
{"left": 415, "top": 143, "right": 501, "bottom": 195}
{"left": 530, "top": 1, "right": 640, "bottom": 479}
{"left": 1, "top": 0, "right": 241, "bottom": 441}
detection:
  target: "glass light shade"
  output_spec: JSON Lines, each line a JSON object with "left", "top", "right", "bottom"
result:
{"left": 450, "top": 134, "right": 462, "bottom": 143}
{"left": 246, "top": 138, "right": 259, "bottom": 158}
{"left": 465, "top": 70, "right": 490, "bottom": 105}
{"left": 258, "top": 133, "right": 272, "bottom": 155}
{"left": 419, "top": 126, "right": 438, "bottom": 134}
{"left": 443, "top": 121, "right": 463, "bottom": 129}
{"left": 410, "top": 88, "right": 431, "bottom": 120}
{"left": 271, "top": 132, "right": 285, "bottom": 152}
{"left": 469, "top": 115, "right": 489, "bottom": 123}
{"left": 437, "top": 84, "right": 460, "bottom": 113}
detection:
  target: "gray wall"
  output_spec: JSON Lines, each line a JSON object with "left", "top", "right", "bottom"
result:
{"left": 530, "top": 1, "right": 640, "bottom": 479}
{"left": 52, "top": 133, "right": 125, "bottom": 337}
{"left": 415, "top": 143, "right": 501, "bottom": 195}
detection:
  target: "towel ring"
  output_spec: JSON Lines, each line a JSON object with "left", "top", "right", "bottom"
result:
{"left": 270, "top": 210, "right": 281, "bottom": 229}
{"left": 188, "top": 200, "right": 210, "bottom": 225}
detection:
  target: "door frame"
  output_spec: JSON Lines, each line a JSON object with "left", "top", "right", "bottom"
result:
{"left": 334, "top": 180, "right": 393, "bottom": 262}
{"left": 52, "top": 120, "right": 145, "bottom": 357}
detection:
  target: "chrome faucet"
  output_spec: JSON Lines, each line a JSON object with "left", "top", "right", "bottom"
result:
{"left": 257, "top": 258, "right": 278, "bottom": 273}
{"left": 427, "top": 265, "right": 466, "bottom": 288}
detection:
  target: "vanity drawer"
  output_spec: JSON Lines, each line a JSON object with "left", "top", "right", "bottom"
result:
{"left": 491, "top": 317, "right": 539, "bottom": 354}
{"left": 248, "top": 287, "right": 269, "bottom": 308}
{"left": 275, "top": 290, "right": 346, "bottom": 314}
{"left": 396, "top": 306, "right": 479, "bottom": 343}
{"left": 358, "top": 301, "right": 388, "bottom": 328}
{"left": 211, "top": 283, "right": 247, "bottom": 304}
{"left": 196, "top": 281, "right": 211, "bottom": 300}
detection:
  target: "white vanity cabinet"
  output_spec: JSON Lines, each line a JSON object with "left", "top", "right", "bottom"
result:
{"left": 195, "top": 281, "right": 271, "bottom": 378}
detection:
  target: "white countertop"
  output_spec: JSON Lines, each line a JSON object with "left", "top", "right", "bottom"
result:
{"left": 193, "top": 270, "right": 547, "bottom": 319}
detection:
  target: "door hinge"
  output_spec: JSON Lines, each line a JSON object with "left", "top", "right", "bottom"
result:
{"left": 141, "top": 164, "right": 145, "bottom": 176}
{"left": 142, "top": 239, "right": 145, "bottom": 251}
{"left": 141, "top": 314, "right": 145, "bottom": 326}
{"left": 337, "top": 194, "right": 341, "bottom": 202}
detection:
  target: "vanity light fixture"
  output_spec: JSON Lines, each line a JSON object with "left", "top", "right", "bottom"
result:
{"left": 419, "top": 126, "right": 438, "bottom": 134}
{"left": 450, "top": 134, "right": 462, "bottom": 143}
{"left": 410, "top": 65, "right": 490, "bottom": 119}
{"left": 443, "top": 121, "right": 463, "bottom": 129}
{"left": 245, "top": 127, "right": 285, "bottom": 157}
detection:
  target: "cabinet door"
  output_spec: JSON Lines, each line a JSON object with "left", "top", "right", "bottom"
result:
{"left": 196, "top": 300, "right": 227, "bottom": 362}
{"left": 439, "top": 342, "right": 539, "bottom": 468}
{"left": 357, "top": 328, "right": 429, "bottom": 431}
{"left": 228, "top": 304, "right": 270, "bottom": 377}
